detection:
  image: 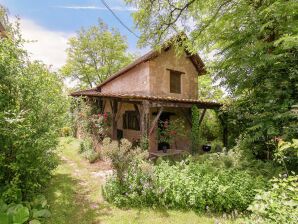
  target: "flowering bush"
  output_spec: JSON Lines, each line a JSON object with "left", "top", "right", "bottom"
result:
{"left": 89, "top": 112, "right": 111, "bottom": 138}
{"left": 157, "top": 118, "right": 186, "bottom": 148}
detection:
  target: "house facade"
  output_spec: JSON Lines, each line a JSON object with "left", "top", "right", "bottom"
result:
{"left": 71, "top": 44, "right": 223, "bottom": 156}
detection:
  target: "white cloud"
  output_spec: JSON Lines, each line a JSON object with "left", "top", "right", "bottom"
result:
{"left": 54, "top": 5, "right": 137, "bottom": 11}
{"left": 17, "top": 18, "right": 73, "bottom": 69}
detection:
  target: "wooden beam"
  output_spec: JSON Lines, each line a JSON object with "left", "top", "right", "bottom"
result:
{"left": 133, "top": 104, "right": 140, "bottom": 124}
{"left": 198, "top": 108, "right": 207, "bottom": 126}
{"left": 101, "top": 100, "right": 106, "bottom": 113}
{"left": 141, "top": 100, "right": 150, "bottom": 137}
{"left": 110, "top": 99, "right": 118, "bottom": 140}
{"left": 151, "top": 101, "right": 193, "bottom": 108}
{"left": 149, "top": 107, "right": 163, "bottom": 135}
{"left": 150, "top": 101, "right": 220, "bottom": 109}
{"left": 115, "top": 102, "right": 123, "bottom": 122}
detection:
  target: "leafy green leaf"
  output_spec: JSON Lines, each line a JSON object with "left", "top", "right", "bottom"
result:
{"left": 12, "top": 205, "right": 29, "bottom": 224}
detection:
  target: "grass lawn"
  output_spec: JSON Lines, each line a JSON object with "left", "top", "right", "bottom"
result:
{"left": 44, "top": 137, "right": 239, "bottom": 224}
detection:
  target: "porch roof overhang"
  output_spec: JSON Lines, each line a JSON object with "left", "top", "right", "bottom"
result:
{"left": 70, "top": 89, "right": 222, "bottom": 109}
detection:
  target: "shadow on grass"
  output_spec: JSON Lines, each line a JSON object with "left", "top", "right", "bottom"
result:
{"left": 45, "top": 173, "right": 111, "bottom": 224}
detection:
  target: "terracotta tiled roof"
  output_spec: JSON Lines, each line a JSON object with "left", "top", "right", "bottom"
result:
{"left": 70, "top": 89, "right": 221, "bottom": 108}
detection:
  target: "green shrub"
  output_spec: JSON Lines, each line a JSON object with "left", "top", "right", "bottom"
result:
{"left": 79, "top": 137, "right": 93, "bottom": 154}
{"left": 0, "top": 11, "right": 67, "bottom": 203}
{"left": 87, "top": 152, "right": 101, "bottom": 163}
{"left": 274, "top": 139, "right": 298, "bottom": 173}
{"left": 79, "top": 137, "right": 100, "bottom": 163}
{"left": 0, "top": 194, "right": 51, "bottom": 224}
{"left": 193, "top": 149, "right": 282, "bottom": 179}
{"left": 104, "top": 158, "right": 267, "bottom": 212}
{"left": 247, "top": 174, "right": 298, "bottom": 224}
{"left": 102, "top": 138, "right": 149, "bottom": 183}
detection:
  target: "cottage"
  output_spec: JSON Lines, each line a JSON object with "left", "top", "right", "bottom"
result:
{"left": 71, "top": 41, "right": 224, "bottom": 156}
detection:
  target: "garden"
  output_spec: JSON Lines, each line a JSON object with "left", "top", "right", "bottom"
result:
{"left": 1, "top": 0, "right": 298, "bottom": 223}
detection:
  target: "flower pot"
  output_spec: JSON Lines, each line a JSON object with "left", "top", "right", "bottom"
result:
{"left": 202, "top": 145, "right": 211, "bottom": 152}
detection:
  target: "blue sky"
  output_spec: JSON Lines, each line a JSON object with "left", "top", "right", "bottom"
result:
{"left": 0, "top": 0, "right": 144, "bottom": 68}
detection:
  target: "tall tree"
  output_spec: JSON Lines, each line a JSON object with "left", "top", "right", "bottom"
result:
{"left": 126, "top": 0, "right": 298, "bottom": 157}
{"left": 62, "top": 21, "right": 133, "bottom": 88}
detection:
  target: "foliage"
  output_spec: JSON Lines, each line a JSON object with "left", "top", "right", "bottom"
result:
{"left": 71, "top": 98, "right": 93, "bottom": 136}
{"left": 274, "top": 139, "right": 298, "bottom": 174}
{"left": 0, "top": 10, "right": 66, "bottom": 202}
{"left": 191, "top": 105, "right": 200, "bottom": 154}
{"left": 0, "top": 195, "right": 51, "bottom": 224}
{"left": 139, "top": 135, "right": 149, "bottom": 151}
{"left": 194, "top": 149, "right": 282, "bottom": 179}
{"left": 102, "top": 138, "right": 149, "bottom": 183}
{"left": 157, "top": 118, "right": 186, "bottom": 147}
{"left": 45, "top": 137, "right": 240, "bottom": 224}
{"left": 126, "top": 0, "right": 298, "bottom": 158}
{"left": 61, "top": 21, "right": 133, "bottom": 88}
{"left": 104, "top": 157, "right": 267, "bottom": 212}
{"left": 198, "top": 74, "right": 224, "bottom": 102}
{"left": 200, "top": 110, "right": 222, "bottom": 143}
{"left": 79, "top": 137, "right": 93, "bottom": 154}
{"left": 79, "top": 137, "right": 100, "bottom": 163}
{"left": 60, "top": 127, "right": 72, "bottom": 137}
{"left": 90, "top": 112, "right": 112, "bottom": 134}
{"left": 247, "top": 175, "right": 298, "bottom": 224}
{"left": 71, "top": 97, "right": 109, "bottom": 140}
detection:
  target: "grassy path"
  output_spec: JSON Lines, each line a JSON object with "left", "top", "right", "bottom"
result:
{"left": 45, "top": 137, "right": 237, "bottom": 224}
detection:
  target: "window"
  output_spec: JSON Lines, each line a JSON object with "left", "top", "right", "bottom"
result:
{"left": 169, "top": 69, "right": 182, "bottom": 93}
{"left": 123, "top": 111, "right": 140, "bottom": 130}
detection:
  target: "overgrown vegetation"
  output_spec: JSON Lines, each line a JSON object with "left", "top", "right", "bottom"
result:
{"left": 0, "top": 195, "right": 51, "bottom": 224}
{"left": 0, "top": 8, "right": 66, "bottom": 204}
{"left": 79, "top": 137, "right": 101, "bottom": 163}
{"left": 102, "top": 138, "right": 149, "bottom": 184}
{"left": 103, "top": 147, "right": 269, "bottom": 213}
{"left": 247, "top": 175, "right": 298, "bottom": 224}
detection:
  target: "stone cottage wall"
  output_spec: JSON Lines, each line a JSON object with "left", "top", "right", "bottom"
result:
{"left": 149, "top": 47, "right": 198, "bottom": 99}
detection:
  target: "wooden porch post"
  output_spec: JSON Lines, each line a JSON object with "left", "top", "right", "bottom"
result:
{"left": 149, "top": 107, "right": 163, "bottom": 135}
{"left": 110, "top": 99, "right": 118, "bottom": 140}
{"left": 140, "top": 100, "right": 150, "bottom": 137}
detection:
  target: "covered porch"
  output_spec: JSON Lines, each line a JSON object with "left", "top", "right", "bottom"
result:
{"left": 71, "top": 90, "right": 225, "bottom": 155}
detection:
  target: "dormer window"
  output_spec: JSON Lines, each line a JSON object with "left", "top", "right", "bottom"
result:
{"left": 169, "top": 69, "right": 183, "bottom": 94}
